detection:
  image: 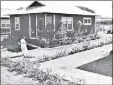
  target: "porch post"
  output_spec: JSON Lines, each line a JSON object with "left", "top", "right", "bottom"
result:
{"left": 9, "top": 18, "right": 11, "bottom": 35}
{"left": 36, "top": 14, "right": 37, "bottom": 38}
{"left": 53, "top": 14, "right": 56, "bottom": 39}
{"left": 45, "top": 13, "right": 46, "bottom": 29}
{"left": 29, "top": 14, "right": 31, "bottom": 38}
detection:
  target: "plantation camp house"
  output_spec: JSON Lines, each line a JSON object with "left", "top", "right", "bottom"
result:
{"left": 0, "top": 16, "right": 10, "bottom": 35}
{"left": 0, "top": 8, "right": 11, "bottom": 35}
{"left": 9, "top": 1, "right": 96, "bottom": 41}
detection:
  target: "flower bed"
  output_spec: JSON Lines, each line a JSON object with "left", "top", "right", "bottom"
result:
{"left": 1, "top": 33, "right": 101, "bottom": 52}
{"left": 67, "top": 37, "right": 112, "bottom": 55}
{"left": 29, "top": 36, "right": 112, "bottom": 63}
{"left": 49, "top": 33, "right": 101, "bottom": 47}
{"left": 1, "top": 57, "right": 83, "bottom": 85}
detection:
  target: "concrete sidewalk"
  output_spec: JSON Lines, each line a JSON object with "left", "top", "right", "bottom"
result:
{"left": 40, "top": 44, "right": 112, "bottom": 84}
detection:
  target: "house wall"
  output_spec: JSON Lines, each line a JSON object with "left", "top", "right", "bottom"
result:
{"left": 55, "top": 14, "right": 95, "bottom": 39}
{"left": 10, "top": 13, "right": 95, "bottom": 41}
{"left": 1, "top": 29, "right": 10, "bottom": 34}
{"left": 74, "top": 15, "right": 95, "bottom": 33}
{"left": 55, "top": 14, "right": 75, "bottom": 39}
{"left": 10, "top": 14, "right": 29, "bottom": 38}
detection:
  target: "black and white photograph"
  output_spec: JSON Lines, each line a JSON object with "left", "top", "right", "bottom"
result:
{"left": 1, "top": 0, "right": 112, "bottom": 85}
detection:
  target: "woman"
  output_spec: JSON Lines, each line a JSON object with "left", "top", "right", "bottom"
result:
{"left": 19, "top": 36, "right": 28, "bottom": 57}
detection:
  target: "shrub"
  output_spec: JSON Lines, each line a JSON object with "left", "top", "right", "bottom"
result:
{"left": 40, "top": 39, "right": 49, "bottom": 48}
{"left": 1, "top": 57, "right": 79, "bottom": 85}
{"left": 1, "top": 36, "right": 37, "bottom": 52}
{"left": 10, "top": 59, "right": 36, "bottom": 74}
{"left": 76, "top": 37, "right": 83, "bottom": 43}
{"left": 82, "top": 35, "right": 87, "bottom": 39}
{"left": 1, "top": 36, "right": 21, "bottom": 52}
{"left": 49, "top": 33, "right": 101, "bottom": 47}
{"left": 68, "top": 48, "right": 79, "bottom": 55}
{"left": 98, "top": 42, "right": 104, "bottom": 47}
{"left": 82, "top": 44, "right": 89, "bottom": 50}
{"left": 94, "top": 33, "right": 101, "bottom": 39}
{"left": 41, "top": 55, "right": 50, "bottom": 62}
{"left": 82, "top": 41, "right": 91, "bottom": 50}
{"left": 85, "top": 37, "right": 91, "bottom": 41}
{"left": 107, "top": 29, "right": 112, "bottom": 34}
{"left": 1, "top": 57, "right": 16, "bottom": 68}
{"left": 1, "top": 34, "right": 9, "bottom": 42}
{"left": 89, "top": 34, "right": 95, "bottom": 40}
{"left": 58, "top": 51, "right": 67, "bottom": 57}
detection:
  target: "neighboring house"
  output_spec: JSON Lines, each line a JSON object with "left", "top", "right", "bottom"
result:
{"left": 0, "top": 8, "right": 11, "bottom": 35}
{"left": 95, "top": 16, "right": 112, "bottom": 32}
{"left": 9, "top": 1, "right": 96, "bottom": 41}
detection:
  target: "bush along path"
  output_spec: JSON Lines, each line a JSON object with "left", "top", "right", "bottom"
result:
{"left": 28, "top": 36, "right": 112, "bottom": 63}
{"left": 1, "top": 57, "right": 85, "bottom": 85}
{"left": 3, "top": 35, "right": 112, "bottom": 63}
{"left": 1, "top": 34, "right": 112, "bottom": 63}
{"left": 1, "top": 33, "right": 102, "bottom": 52}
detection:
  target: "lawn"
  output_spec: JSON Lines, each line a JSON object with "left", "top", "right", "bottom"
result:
{"left": 77, "top": 51, "right": 112, "bottom": 77}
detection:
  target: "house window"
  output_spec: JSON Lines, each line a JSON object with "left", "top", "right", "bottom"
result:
{"left": 46, "top": 16, "right": 52, "bottom": 24}
{"left": 6, "top": 24, "right": 10, "bottom": 27}
{"left": 46, "top": 16, "right": 53, "bottom": 31}
{"left": 38, "top": 18, "right": 44, "bottom": 31}
{"left": 1, "top": 24, "right": 5, "bottom": 27}
{"left": 1, "top": 19, "right": 10, "bottom": 28}
{"left": 15, "top": 17, "right": 20, "bottom": 30}
{"left": 1, "top": 24, "right": 10, "bottom": 28}
{"left": 83, "top": 17, "right": 92, "bottom": 25}
{"left": 61, "top": 17, "right": 73, "bottom": 31}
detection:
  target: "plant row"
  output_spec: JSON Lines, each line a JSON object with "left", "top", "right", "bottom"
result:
{"left": 1, "top": 58, "right": 85, "bottom": 85}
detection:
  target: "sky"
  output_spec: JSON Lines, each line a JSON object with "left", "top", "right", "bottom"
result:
{"left": 1, "top": 1, "right": 112, "bottom": 17}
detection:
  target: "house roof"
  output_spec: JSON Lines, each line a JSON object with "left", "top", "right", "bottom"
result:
{"left": 26, "top": 1, "right": 45, "bottom": 9}
{"left": 1, "top": 8, "right": 17, "bottom": 18}
{"left": 1, "top": 8, "right": 10, "bottom": 18}
{"left": 8, "top": 1, "right": 97, "bottom": 16}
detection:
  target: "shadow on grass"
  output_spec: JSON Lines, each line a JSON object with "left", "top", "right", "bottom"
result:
{"left": 77, "top": 50, "right": 112, "bottom": 77}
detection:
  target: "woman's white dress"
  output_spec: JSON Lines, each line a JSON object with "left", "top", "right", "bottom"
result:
{"left": 20, "top": 38, "right": 28, "bottom": 56}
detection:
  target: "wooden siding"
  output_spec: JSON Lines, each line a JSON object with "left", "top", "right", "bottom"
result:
{"left": 10, "top": 13, "right": 95, "bottom": 40}
{"left": 1, "top": 29, "right": 10, "bottom": 34}
{"left": 55, "top": 14, "right": 95, "bottom": 39}
{"left": 73, "top": 15, "right": 95, "bottom": 34}
{"left": 10, "top": 14, "right": 29, "bottom": 38}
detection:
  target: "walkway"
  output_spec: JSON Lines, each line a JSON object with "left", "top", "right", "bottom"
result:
{"left": 39, "top": 44, "right": 112, "bottom": 84}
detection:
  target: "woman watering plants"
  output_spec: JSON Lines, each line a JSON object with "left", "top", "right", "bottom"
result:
{"left": 19, "top": 36, "right": 28, "bottom": 57}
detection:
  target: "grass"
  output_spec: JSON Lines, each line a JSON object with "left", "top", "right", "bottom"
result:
{"left": 77, "top": 51, "right": 112, "bottom": 77}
